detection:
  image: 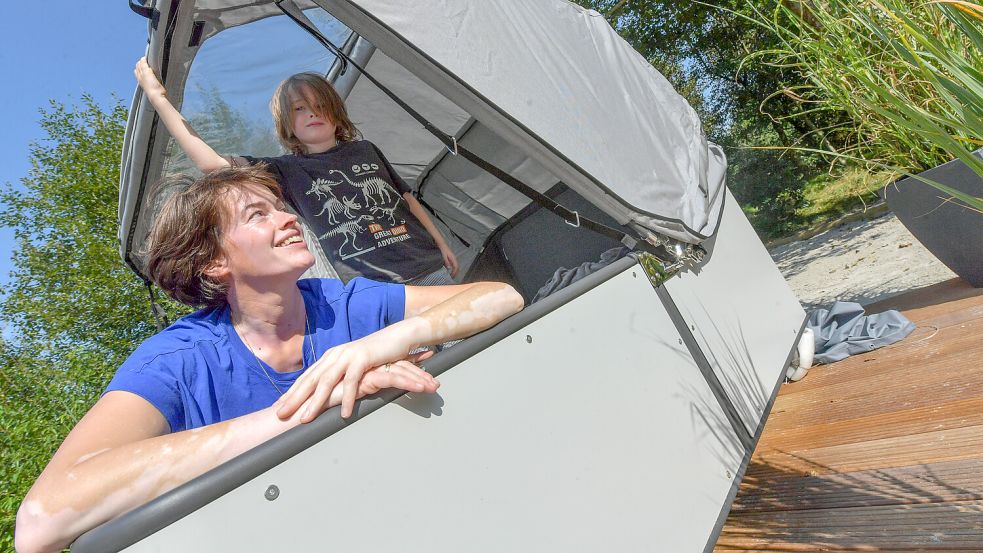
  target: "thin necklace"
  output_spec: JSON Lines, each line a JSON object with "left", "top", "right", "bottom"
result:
{"left": 237, "top": 312, "right": 316, "bottom": 396}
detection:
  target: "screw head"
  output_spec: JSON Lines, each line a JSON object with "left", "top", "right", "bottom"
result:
{"left": 525, "top": 335, "right": 533, "bottom": 344}
{"left": 265, "top": 484, "right": 280, "bottom": 501}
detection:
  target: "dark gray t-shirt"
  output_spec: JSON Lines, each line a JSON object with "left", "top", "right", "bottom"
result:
{"left": 244, "top": 140, "right": 443, "bottom": 283}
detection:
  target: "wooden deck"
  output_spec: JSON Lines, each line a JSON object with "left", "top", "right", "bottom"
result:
{"left": 715, "top": 278, "right": 983, "bottom": 552}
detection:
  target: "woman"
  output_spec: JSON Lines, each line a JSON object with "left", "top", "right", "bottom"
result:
{"left": 15, "top": 165, "right": 524, "bottom": 553}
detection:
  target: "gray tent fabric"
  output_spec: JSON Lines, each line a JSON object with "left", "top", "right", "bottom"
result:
{"left": 531, "top": 247, "right": 630, "bottom": 304}
{"left": 320, "top": 0, "right": 726, "bottom": 244}
{"left": 807, "top": 302, "right": 916, "bottom": 364}
{"left": 121, "top": 0, "right": 729, "bottom": 279}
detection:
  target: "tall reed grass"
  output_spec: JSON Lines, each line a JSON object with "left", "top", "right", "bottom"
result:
{"left": 731, "top": 0, "right": 983, "bottom": 211}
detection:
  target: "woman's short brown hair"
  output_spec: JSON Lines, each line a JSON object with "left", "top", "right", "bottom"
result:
{"left": 146, "top": 165, "right": 283, "bottom": 308}
{"left": 270, "top": 72, "right": 359, "bottom": 155}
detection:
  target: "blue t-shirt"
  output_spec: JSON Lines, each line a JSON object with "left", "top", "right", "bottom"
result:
{"left": 105, "top": 278, "right": 404, "bottom": 432}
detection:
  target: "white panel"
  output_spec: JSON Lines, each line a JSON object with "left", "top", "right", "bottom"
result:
{"left": 664, "top": 189, "right": 805, "bottom": 434}
{"left": 127, "top": 268, "right": 745, "bottom": 552}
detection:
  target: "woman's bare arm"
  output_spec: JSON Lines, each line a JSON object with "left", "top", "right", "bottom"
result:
{"left": 276, "top": 281, "right": 524, "bottom": 421}
{"left": 15, "top": 362, "right": 436, "bottom": 553}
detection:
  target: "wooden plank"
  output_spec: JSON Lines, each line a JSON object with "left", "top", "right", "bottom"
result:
{"left": 787, "top": 326, "right": 977, "bottom": 388}
{"left": 865, "top": 278, "right": 983, "bottom": 322}
{"left": 778, "top": 292, "right": 983, "bottom": 399}
{"left": 765, "top": 331, "right": 983, "bottom": 430}
{"left": 911, "top": 301, "right": 983, "bottom": 329}
{"left": 757, "top": 396, "right": 983, "bottom": 452}
{"left": 716, "top": 284, "right": 983, "bottom": 552}
{"left": 774, "top": 325, "right": 952, "bottom": 396}
{"left": 748, "top": 424, "right": 983, "bottom": 476}
{"left": 716, "top": 549, "right": 978, "bottom": 553}
{"left": 778, "top": 320, "right": 981, "bottom": 399}
{"left": 717, "top": 499, "right": 983, "bottom": 551}
{"left": 733, "top": 457, "right": 983, "bottom": 512}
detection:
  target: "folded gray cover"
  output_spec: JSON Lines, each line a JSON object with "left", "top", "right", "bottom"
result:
{"left": 808, "top": 301, "right": 916, "bottom": 364}
{"left": 532, "top": 247, "right": 630, "bottom": 304}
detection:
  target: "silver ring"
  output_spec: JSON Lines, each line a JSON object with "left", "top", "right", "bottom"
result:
{"left": 384, "top": 363, "right": 392, "bottom": 373}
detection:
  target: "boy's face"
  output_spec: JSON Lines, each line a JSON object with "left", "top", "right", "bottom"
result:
{"left": 289, "top": 86, "right": 339, "bottom": 154}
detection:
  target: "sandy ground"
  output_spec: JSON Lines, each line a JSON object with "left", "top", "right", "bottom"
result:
{"left": 769, "top": 212, "right": 957, "bottom": 311}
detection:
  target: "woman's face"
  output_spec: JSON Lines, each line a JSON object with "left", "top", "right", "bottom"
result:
{"left": 211, "top": 183, "right": 315, "bottom": 284}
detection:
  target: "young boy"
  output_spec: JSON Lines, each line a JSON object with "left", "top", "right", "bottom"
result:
{"left": 135, "top": 57, "right": 459, "bottom": 284}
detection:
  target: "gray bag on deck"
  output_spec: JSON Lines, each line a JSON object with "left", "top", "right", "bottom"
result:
{"left": 808, "top": 301, "right": 916, "bottom": 364}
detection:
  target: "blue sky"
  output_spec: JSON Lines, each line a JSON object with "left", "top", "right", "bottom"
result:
{"left": 0, "top": 4, "right": 148, "bottom": 288}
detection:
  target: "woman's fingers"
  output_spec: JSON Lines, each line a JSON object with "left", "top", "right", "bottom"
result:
{"left": 284, "top": 357, "right": 439, "bottom": 424}
{"left": 339, "top": 365, "right": 363, "bottom": 419}
{"left": 360, "top": 361, "right": 438, "bottom": 396}
{"left": 274, "top": 377, "right": 311, "bottom": 420}
{"left": 300, "top": 375, "right": 337, "bottom": 423}
{"left": 389, "top": 360, "right": 439, "bottom": 391}
{"left": 276, "top": 363, "right": 343, "bottom": 420}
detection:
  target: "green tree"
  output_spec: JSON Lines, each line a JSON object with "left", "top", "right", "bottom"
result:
{"left": 0, "top": 97, "right": 187, "bottom": 548}
{"left": 0, "top": 340, "right": 81, "bottom": 550}
{"left": 725, "top": 117, "right": 808, "bottom": 236}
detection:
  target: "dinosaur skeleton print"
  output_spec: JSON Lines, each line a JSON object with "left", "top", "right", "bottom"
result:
{"left": 244, "top": 141, "right": 444, "bottom": 283}
{"left": 306, "top": 164, "right": 403, "bottom": 260}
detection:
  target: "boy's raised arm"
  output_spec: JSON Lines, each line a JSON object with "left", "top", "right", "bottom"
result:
{"left": 134, "top": 57, "right": 239, "bottom": 173}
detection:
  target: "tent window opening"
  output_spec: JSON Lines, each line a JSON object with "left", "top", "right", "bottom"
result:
{"left": 162, "top": 9, "right": 353, "bottom": 177}
{"left": 151, "top": 4, "right": 639, "bottom": 298}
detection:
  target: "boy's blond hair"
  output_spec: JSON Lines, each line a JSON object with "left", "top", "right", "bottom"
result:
{"left": 270, "top": 72, "right": 358, "bottom": 155}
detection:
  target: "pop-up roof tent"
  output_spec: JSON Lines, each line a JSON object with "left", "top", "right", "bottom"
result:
{"left": 82, "top": 1, "right": 805, "bottom": 551}
{"left": 118, "top": 0, "right": 728, "bottom": 291}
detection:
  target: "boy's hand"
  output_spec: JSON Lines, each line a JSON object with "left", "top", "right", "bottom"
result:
{"left": 440, "top": 244, "right": 460, "bottom": 278}
{"left": 134, "top": 56, "right": 167, "bottom": 99}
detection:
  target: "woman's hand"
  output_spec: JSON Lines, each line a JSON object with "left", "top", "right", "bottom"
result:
{"left": 134, "top": 57, "right": 166, "bottom": 99}
{"left": 356, "top": 357, "right": 439, "bottom": 397}
{"left": 277, "top": 280, "right": 522, "bottom": 423}
{"left": 276, "top": 347, "right": 436, "bottom": 422}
